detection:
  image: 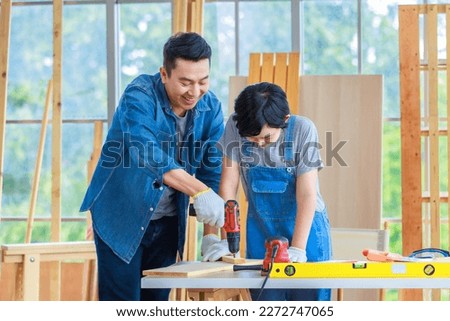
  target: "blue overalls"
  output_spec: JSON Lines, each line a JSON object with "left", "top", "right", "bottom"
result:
{"left": 241, "top": 118, "right": 332, "bottom": 301}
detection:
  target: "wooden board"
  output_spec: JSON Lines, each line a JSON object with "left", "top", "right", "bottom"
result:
{"left": 299, "top": 75, "right": 382, "bottom": 229}
{"left": 143, "top": 261, "right": 234, "bottom": 277}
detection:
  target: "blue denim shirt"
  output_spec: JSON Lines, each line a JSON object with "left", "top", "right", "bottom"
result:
{"left": 80, "top": 73, "right": 224, "bottom": 263}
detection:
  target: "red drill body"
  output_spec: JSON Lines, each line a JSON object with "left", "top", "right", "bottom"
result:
{"left": 224, "top": 200, "right": 240, "bottom": 256}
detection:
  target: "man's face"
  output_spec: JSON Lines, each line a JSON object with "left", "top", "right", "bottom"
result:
{"left": 160, "top": 58, "right": 210, "bottom": 117}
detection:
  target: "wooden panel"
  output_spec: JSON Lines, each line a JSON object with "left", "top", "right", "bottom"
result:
{"left": 300, "top": 75, "right": 382, "bottom": 230}
{"left": 0, "top": 262, "right": 88, "bottom": 301}
{"left": 0, "top": 0, "right": 12, "bottom": 211}
{"left": 228, "top": 76, "right": 248, "bottom": 114}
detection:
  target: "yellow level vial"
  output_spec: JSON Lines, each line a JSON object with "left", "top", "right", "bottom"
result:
{"left": 269, "top": 261, "right": 450, "bottom": 278}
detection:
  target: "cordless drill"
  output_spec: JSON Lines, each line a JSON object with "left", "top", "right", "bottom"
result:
{"left": 223, "top": 200, "right": 240, "bottom": 256}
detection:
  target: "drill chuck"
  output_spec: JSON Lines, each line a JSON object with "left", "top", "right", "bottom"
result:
{"left": 227, "top": 232, "right": 240, "bottom": 255}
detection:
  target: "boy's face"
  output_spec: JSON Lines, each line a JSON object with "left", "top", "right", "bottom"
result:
{"left": 160, "top": 58, "right": 210, "bottom": 117}
{"left": 246, "top": 124, "right": 282, "bottom": 147}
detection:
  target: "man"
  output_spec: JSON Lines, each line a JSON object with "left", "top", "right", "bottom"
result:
{"left": 202, "top": 82, "right": 332, "bottom": 300}
{"left": 80, "top": 32, "right": 225, "bottom": 301}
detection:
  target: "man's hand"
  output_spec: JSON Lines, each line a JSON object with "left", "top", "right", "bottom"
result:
{"left": 201, "top": 234, "right": 231, "bottom": 262}
{"left": 288, "top": 246, "right": 307, "bottom": 262}
{"left": 192, "top": 188, "right": 225, "bottom": 228}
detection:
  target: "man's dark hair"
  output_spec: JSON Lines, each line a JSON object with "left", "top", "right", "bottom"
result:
{"left": 163, "top": 32, "right": 212, "bottom": 77}
{"left": 233, "top": 82, "right": 290, "bottom": 137}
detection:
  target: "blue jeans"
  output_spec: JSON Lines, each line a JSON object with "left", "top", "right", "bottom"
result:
{"left": 94, "top": 215, "right": 178, "bottom": 301}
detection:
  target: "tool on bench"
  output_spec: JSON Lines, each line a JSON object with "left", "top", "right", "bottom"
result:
{"left": 233, "top": 236, "right": 290, "bottom": 275}
{"left": 232, "top": 236, "right": 290, "bottom": 301}
{"left": 189, "top": 199, "right": 241, "bottom": 257}
{"left": 223, "top": 200, "right": 240, "bottom": 257}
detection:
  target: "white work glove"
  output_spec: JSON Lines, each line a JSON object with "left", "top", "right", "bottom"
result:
{"left": 201, "top": 234, "right": 231, "bottom": 262}
{"left": 192, "top": 188, "right": 225, "bottom": 228}
{"left": 288, "top": 246, "right": 307, "bottom": 263}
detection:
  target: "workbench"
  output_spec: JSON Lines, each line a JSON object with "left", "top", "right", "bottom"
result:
{"left": 141, "top": 260, "right": 450, "bottom": 299}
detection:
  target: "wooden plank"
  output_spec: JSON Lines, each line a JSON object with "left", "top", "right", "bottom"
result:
{"left": 425, "top": 10, "right": 441, "bottom": 308}
{"left": 143, "top": 261, "right": 234, "bottom": 277}
{"left": 221, "top": 255, "right": 245, "bottom": 264}
{"left": 195, "top": 0, "right": 204, "bottom": 35}
{"left": 0, "top": 262, "right": 18, "bottom": 300}
{"left": 51, "top": 0, "right": 63, "bottom": 300}
{"left": 26, "top": 79, "right": 52, "bottom": 243}
{"left": 172, "top": 0, "right": 188, "bottom": 33}
{"left": 286, "top": 52, "right": 300, "bottom": 114}
{"left": 260, "top": 53, "right": 274, "bottom": 83}
{"left": 399, "top": 5, "right": 422, "bottom": 256}
{"left": 0, "top": 0, "right": 12, "bottom": 212}
{"left": 398, "top": 4, "right": 423, "bottom": 301}
{"left": 273, "top": 52, "right": 288, "bottom": 90}
{"left": 247, "top": 53, "right": 261, "bottom": 85}
{"left": 185, "top": 216, "right": 197, "bottom": 260}
{"left": 187, "top": 0, "right": 194, "bottom": 32}
{"left": 52, "top": 0, "right": 63, "bottom": 243}
{"left": 426, "top": 4, "right": 440, "bottom": 250}
{"left": 2, "top": 241, "right": 95, "bottom": 256}
{"left": 23, "top": 254, "right": 40, "bottom": 301}
{"left": 447, "top": 4, "right": 450, "bottom": 270}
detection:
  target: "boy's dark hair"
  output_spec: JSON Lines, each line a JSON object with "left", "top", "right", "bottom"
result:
{"left": 233, "top": 82, "right": 290, "bottom": 137}
{"left": 163, "top": 32, "right": 212, "bottom": 77}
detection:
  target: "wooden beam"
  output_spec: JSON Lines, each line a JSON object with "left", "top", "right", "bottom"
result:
{"left": 425, "top": 4, "right": 440, "bottom": 251}
{"left": 425, "top": 6, "right": 440, "bottom": 300}
{"left": 172, "top": 0, "right": 187, "bottom": 33}
{"left": 26, "top": 79, "right": 52, "bottom": 243}
{"left": 0, "top": 0, "right": 12, "bottom": 213}
{"left": 399, "top": 4, "right": 423, "bottom": 301}
{"left": 446, "top": 5, "right": 450, "bottom": 274}
{"left": 50, "top": 0, "right": 63, "bottom": 301}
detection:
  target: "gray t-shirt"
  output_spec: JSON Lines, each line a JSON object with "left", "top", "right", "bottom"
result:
{"left": 219, "top": 114, "right": 325, "bottom": 212}
{"left": 151, "top": 111, "right": 190, "bottom": 220}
